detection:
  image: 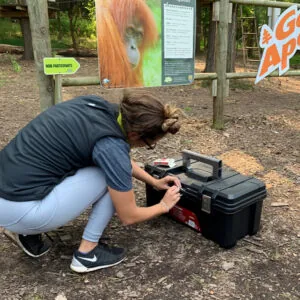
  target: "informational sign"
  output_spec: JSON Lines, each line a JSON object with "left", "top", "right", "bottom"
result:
{"left": 43, "top": 57, "right": 80, "bottom": 75}
{"left": 95, "top": 0, "right": 196, "bottom": 89}
{"left": 162, "top": 0, "right": 196, "bottom": 86}
{"left": 256, "top": 5, "right": 299, "bottom": 84}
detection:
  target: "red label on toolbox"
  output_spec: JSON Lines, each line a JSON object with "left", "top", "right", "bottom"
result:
{"left": 169, "top": 205, "right": 201, "bottom": 232}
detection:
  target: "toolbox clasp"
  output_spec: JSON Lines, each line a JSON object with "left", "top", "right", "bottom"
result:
{"left": 202, "top": 195, "right": 212, "bottom": 214}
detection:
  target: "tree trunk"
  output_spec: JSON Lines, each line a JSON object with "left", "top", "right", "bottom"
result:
{"left": 27, "top": 0, "right": 54, "bottom": 111}
{"left": 57, "top": 11, "right": 64, "bottom": 40}
{"left": 68, "top": 9, "right": 78, "bottom": 52}
{"left": 195, "top": 0, "right": 202, "bottom": 56}
{"left": 204, "top": 4, "right": 217, "bottom": 72}
{"left": 20, "top": 18, "right": 34, "bottom": 60}
{"left": 226, "top": 3, "right": 238, "bottom": 72}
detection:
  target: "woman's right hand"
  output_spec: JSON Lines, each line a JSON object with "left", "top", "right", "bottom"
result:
{"left": 160, "top": 185, "right": 181, "bottom": 213}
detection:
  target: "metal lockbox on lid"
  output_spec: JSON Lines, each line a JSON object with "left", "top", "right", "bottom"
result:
{"left": 145, "top": 150, "right": 267, "bottom": 248}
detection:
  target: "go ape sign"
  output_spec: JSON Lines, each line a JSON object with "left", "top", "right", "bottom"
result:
{"left": 256, "top": 5, "right": 300, "bottom": 84}
{"left": 95, "top": 0, "right": 196, "bottom": 89}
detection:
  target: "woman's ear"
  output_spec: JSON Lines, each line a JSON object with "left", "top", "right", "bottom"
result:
{"left": 127, "top": 132, "right": 141, "bottom": 142}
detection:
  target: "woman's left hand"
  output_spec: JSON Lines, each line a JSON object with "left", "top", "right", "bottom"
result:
{"left": 154, "top": 176, "right": 181, "bottom": 190}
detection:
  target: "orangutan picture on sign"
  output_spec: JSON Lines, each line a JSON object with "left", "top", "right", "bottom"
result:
{"left": 96, "top": 0, "right": 160, "bottom": 88}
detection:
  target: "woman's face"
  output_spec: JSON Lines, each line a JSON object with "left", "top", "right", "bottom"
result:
{"left": 128, "top": 134, "right": 162, "bottom": 150}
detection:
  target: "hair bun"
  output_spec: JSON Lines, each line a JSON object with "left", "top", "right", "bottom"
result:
{"left": 162, "top": 119, "right": 180, "bottom": 134}
{"left": 164, "top": 104, "right": 179, "bottom": 119}
{"left": 162, "top": 104, "right": 183, "bottom": 134}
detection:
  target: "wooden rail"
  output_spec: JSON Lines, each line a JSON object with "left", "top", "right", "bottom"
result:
{"left": 230, "top": 0, "right": 300, "bottom": 9}
{"left": 226, "top": 70, "right": 300, "bottom": 79}
{"left": 61, "top": 70, "right": 300, "bottom": 87}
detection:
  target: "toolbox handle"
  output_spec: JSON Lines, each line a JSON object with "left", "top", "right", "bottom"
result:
{"left": 182, "top": 150, "right": 222, "bottom": 181}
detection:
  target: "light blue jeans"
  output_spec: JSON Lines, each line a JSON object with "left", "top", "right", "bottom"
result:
{"left": 0, "top": 167, "right": 115, "bottom": 242}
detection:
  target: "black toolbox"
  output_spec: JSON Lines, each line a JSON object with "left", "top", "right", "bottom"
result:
{"left": 145, "top": 150, "right": 267, "bottom": 248}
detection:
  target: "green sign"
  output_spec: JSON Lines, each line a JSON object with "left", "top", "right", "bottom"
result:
{"left": 43, "top": 57, "right": 80, "bottom": 75}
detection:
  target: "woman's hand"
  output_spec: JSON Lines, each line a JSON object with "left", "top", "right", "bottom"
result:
{"left": 154, "top": 175, "right": 181, "bottom": 190}
{"left": 160, "top": 185, "right": 181, "bottom": 213}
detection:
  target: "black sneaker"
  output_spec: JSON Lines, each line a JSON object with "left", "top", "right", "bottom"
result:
{"left": 4, "top": 230, "right": 52, "bottom": 258}
{"left": 70, "top": 242, "right": 126, "bottom": 273}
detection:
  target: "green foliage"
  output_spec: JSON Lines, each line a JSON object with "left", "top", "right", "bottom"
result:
{"left": 9, "top": 55, "right": 21, "bottom": 73}
{"left": 76, "top": 18, "right": 96, "bottom": 40}
{"left": 85, "top": 0, "right": 96, "bottom": 20}
{"left": 51, "top": 40, "right": 69, "bottom": 49}
{"left": 52, "top": 0, "right": 96, "bottom": 49}
{"left": 255, "top": 6, "right": 268, "bottom": 28}
{"left": 49, "top": 13, "right": 70, "bottom": 37}
{"left": 290, "top": 53, "right": 300, "bottom": 67}
{"left": 49, "top": 11, "right": 96, "bottom": 48}
{"left": 0, "top": 0, "right": 13, "bottom": 4}
{"left": 0, "top": 19, "right": 21, "bottom": 40}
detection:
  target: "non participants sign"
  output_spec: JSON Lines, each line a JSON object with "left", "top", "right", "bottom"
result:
{"left": 43, "top": 57, "right": 80, "bottom": 75}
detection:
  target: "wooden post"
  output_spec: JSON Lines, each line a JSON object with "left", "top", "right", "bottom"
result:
{"left": 214, "top": 0, "right": 230, "bottom": 129}
{"left": 27, "top": 0, "right": 54, "bottom": 111}
{"left": 54, "top": 75, "right": 62, "bottom": 104}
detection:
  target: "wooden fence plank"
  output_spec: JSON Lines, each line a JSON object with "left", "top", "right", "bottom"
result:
{"left": 230, "top": 0, "right": 300, "bottom": 9}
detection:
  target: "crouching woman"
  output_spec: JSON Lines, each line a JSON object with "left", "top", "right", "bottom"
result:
{"left": 0, "top": 90, "right": 182, "bottom": 273}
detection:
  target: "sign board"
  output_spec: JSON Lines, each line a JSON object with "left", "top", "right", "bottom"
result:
{"left": 43, "top": 57, "right": 80, "bottom": 75}
{"left": 162, "top": 0, "right": 196, "bottom": 86}
{"left": 256, "top": 5, "right": 299, "bottom": 84}
{"left": 95, "top": 0, "right": 196, "bottom": 89}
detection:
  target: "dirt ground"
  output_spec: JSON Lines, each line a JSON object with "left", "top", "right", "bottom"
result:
{"left": 0, "top": 54, "right": 299, "bottom": 300}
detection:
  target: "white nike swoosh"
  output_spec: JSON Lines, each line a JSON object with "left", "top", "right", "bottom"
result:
{"left": 77, "top": 255, "right": 97, "bottom": 262}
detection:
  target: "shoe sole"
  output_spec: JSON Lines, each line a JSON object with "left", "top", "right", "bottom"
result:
{"left": 3, "top": 229, "right": 50, "bottom": 258}
{"left": 70, "top": 256, "right": 126, "bottom": 273}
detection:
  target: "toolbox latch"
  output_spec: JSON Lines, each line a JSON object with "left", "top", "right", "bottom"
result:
{"left": 202, "top": 195, "right": 211, "bottom": 214}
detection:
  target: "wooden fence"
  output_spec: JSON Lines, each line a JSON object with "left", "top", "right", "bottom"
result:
{"left": 55, "top": 0, "right": 299, "bottom": 129}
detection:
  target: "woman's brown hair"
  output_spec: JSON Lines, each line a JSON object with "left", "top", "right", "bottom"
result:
{"left": 120, "top": 89, "right": 181, "bottom": 139}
